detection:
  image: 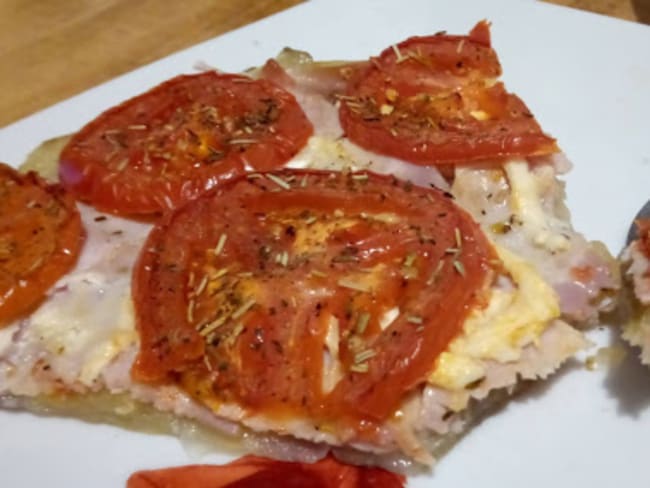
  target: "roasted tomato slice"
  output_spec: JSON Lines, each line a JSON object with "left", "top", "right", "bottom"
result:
{"left": 132, "top": 170, "right": 495, "bottom": 425}
{"left": 0, "top": 163, "right": 84, "bottom": 326}
{"left": 127, "top": 455, "right": 405, "bottom": 488}
{"left": 339, "top": 21, "right": 558, "bottom": 165}
{"left": 59, "top": 72, "right": 313, "bottom": 215}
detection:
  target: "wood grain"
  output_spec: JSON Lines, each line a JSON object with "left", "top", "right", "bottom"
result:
{"left": 544, "top": 0, "right": 648, "bottom": 22}
{"left": 0, "top": 0, "right": 645, "bottom": 128}
{"left": 0, "top": 0, "right": 302, "bottom": 127}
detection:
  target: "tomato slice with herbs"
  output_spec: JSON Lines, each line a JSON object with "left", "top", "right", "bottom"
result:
{"left": 339, "top": 21, "right": 558, "bottom": 165}
{"left": 0, "top": 163, "right": 84, "bottom": 326}
{"left": 132, "top": 170, "right": 495, "bottom": 427}
{"left": 127, "top": 455, "right": 405, "bottom": 488}
{"left": 59, "top": 72, "right": 313, "bottom": 215}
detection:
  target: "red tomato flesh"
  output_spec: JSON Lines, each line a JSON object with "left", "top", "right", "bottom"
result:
{"left": 132, "top": 170, "right": 495, "bottom": 428}
{"left": 0, "top": 163, "right": 84, "bottom": 326}
{"left": 59, "top": 72, "right": 313, "bottom": 215}
{"left": 127, "top": 455, "right": 405, "bottom": 488}
{"left": 339, "top": 21, "right": 558, "bottom": 165}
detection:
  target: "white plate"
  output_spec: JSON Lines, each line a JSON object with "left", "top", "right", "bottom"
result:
{"left": 1, "top": 0, "right": 650, "bottom": 486}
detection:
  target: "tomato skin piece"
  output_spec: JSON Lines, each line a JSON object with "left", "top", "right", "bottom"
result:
{"left": 636, "top": 219, "right": 650, "bottom": 259}
{"left": 126, "top": 455, "right": 405, "bottom": 488}
{"left": 0, "top": 163, "right": 84, "bottom": 326}
{"left": 339, "top": 21, "right": 558, "bottom": 165}
{"left": 59, "top": 72, "right": 313, "bottom": 216}
{"left": 132, "top": 169, "right": 495, "bottom": 425}
{"left": 468, "top": 19, "right": 492, "bottom": 46}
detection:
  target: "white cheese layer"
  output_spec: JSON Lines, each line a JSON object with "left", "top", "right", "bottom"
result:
{"left": 504, "top": 160, "right": 570, "bottom": 253}
{"left": 0, "top": 205, "right": 149, "bottom": 395}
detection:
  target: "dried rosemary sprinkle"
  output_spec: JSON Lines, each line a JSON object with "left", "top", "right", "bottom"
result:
{"left": 356, "top": 312, "right": 371, "bottom": 334}
{"left": 406, "top": 315, "right": 423, "bottom": 325}
{"left": 127, "top": 124, "right": 147, "bottom": 130}
{"left": 115, "top": 158, "right": 129, "bottom": 172}
{"left": 454, "top": 227, "right": 463, "bottom": 249}
{"left": 354, "top": 349, "right": 376, "bottom": 364}
{"left": 453, "top": 260, "right": 466, "bottom": 276}
{"left": 266, "top": 173, "right": 291, "bottom": 190}
{"left": 226, "top": 322, "right": 245, "bottom": 346}
{"left": 391, "top": 44, "right": 406, "bottom": 63}
{"left": 228, "top": 138, "right": 257, "bottom": 145}
{"left": 198, "top": 315, "right": 228, "bottom": 336}
{"left": 27, "top": 257, "right": 44, "bottom": 273}
{"left": 203, "top": 356, "right": 213, "bottom": 371}
{"left": 186, "top": 299, "right": 195, "bottom": 323}
{"left": 404, "top": 252, "right": 417, "bottom": 268}
{"left": 350, "top": 363, "right": 369, "bottom": 373}
{"left": 211, "top": 268, "right": 229, "bottom": 279}
{"left": 231, "top": 298, "right": 256, "bottom": 320}
{"left": 426, "top": 261, "right": 444, "bottom": 286}
{"left": 214, "top": 233, "right": 227, "bottom": 256}
{"left": 337, "top": 277, "right": 371, "bottom": 293}
{"left": 194, "top": 274, "right": 209, "bottom": 296}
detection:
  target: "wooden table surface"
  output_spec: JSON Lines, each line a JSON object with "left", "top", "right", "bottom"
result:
{"left": 0, "top": 0, "right": 647, "bottom": 128}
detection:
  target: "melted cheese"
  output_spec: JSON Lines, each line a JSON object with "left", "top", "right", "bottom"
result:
{"left": 0, "top": 204, "right": 149, "bottom": 395}
{"left": 289, "top": 135, "right": 451, "bottom": 192}
{"left": 379, "top": 307, "right": 400, "bottom": 330}
{"left": 30, "top": 272, "right": 136, "bottom": 387}
{"left": 292, "top": 218, "right": 356, "bottom": 253}
{"left": 429, "top": 245, "right": 560, "bottom": 391}
{"left": 293, "top": 136, "right": 363, "bottom": 170}
{"left": 504, "top": 160, "right": 570, "bottom": 252}
{"left": 15, "top": 200, "right": 559, "bottom": 402}
{"left": 322, "top": 316, "right": 343, "bottom": 394}
{"left": 4, "top": 144, "right": 571, "bottom": 429}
